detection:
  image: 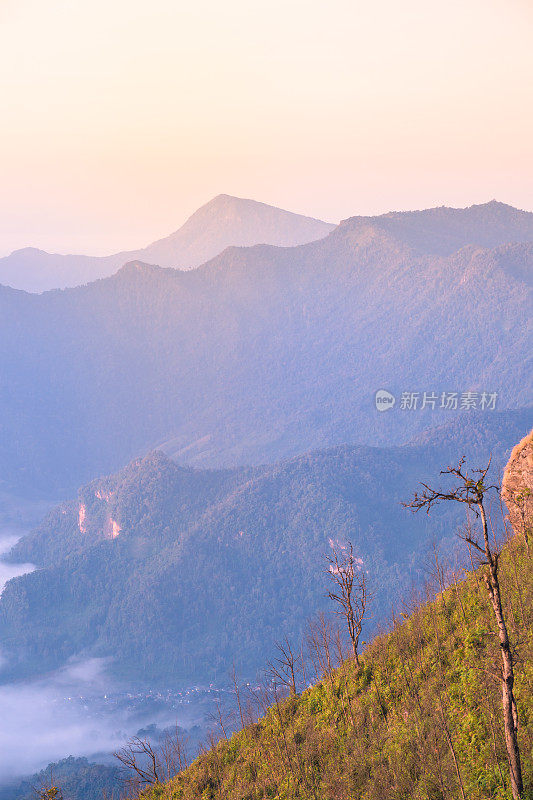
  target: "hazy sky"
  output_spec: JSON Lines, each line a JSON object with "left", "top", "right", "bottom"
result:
{"left": 0, "top": 0, "right": 532, "bottom": 255}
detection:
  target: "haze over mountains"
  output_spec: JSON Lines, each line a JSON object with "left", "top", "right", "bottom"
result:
{"left": 0, "top": 199, "right": 530, "bottom": 495}
{"left": 3, "top": 196, "right": 531, "bottom": 295}
{"left": 0, "top": 195, "right": 334, "bottom": 293}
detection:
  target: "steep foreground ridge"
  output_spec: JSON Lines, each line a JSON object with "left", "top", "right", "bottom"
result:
{"left": 135, "top": 432, "right": 533, "bottom": 800}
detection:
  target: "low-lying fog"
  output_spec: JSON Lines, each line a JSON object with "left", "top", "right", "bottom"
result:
{"left": 0, "top": 658, "right": 128, "bottom": 781}
{"left": 0, "top": 653, "right": 208, "bottom": 785}
{"left": 0, "top": 529, "right": 35, "bottom": 594}
{"left": 0, "top": 525, "right": 209, "bottom": 785}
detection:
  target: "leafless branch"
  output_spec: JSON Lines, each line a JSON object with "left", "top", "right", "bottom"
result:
{"left": 325, "top": 540, "right": 370, "bottom": 666}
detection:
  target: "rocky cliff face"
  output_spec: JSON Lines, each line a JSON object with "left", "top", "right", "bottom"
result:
{"left": 77, "top": 485, "right": 122, "bottom": 540}
{"left": 502, "top": 428, "right": 533, "bottom": 544}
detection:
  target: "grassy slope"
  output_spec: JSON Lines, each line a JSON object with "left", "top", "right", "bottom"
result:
{"left": 141, "top": 532, "right": 533, "bottom": 800}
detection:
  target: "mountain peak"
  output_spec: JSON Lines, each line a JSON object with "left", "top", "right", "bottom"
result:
{"left": 115, "top": 260, "right": 164, "bottom": 278}
{"left": 9, "top": 246, "right": 49, "bottom": 257}
{"left": 0, "top": 197, "right": 334, "bottom": 292}
{"left": 184, "top": 193, "right": 331, "bottom": 224}
{"left": 210, "top": 192, "right": 239, "bottom": 203}
{"left": 137, "top": 195, "right": 334, "bottom": 269}
{"left": 463, "top": 199, "right": 531, "bottom": 216}
{"left": 339, "top": 201, "right": 533, "bottom": 256}
{"left": 481, "top": 199, "right": 517, "bottom": 209}
{"left": 182, "top": 193, "right": 272, "bottom": 224}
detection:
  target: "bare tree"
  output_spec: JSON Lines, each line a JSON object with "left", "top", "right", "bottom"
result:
{"left": 160, "top": 725, "right": 190, "bottom": 776}
{"left": 114, "top": 736, "right": 162, "bottom": 790}
{"left": 267, "top": 636, "right": 301, "bottom": 696}
{"left": 208, "top": 698, "right": 230, "bottom": 740}
{"left": 404, "top": 456, "right": 524, "bottom": 800}
{"left": 306, "top": 612, "right": 335, "bottom": 680}
{"left": 114, "top": 727, "right": 190, "bottom": 793}
{"left": 231, "top": 663, "right": 247, "bottom": 730}
{"left": 326, "top": 540, "right": 369, "bottom": 666}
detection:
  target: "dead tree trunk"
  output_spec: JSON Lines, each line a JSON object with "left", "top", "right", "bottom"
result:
{"left": 404, "top": 457, "right": 524, "bottom": 799}
{"left": 479, "top": 505, "right": 523, "bottom": 799}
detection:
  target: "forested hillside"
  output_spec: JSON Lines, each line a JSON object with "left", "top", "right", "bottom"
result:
{"left": 137, "top": 431, "right": 533, "bottom": 800}
{"left": 0, "top": 413, "right": 529, "bottom": 686}
{"left": 1, "top": 445, "right": 447, "bottom": 684}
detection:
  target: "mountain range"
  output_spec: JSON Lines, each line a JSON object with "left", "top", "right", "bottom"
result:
{"left": 0, "top": 195, "right": 334, "bottom": 293}
{"left": 0, "top": 200, "right": 531, "bottom": 495}
{"left": 0, "top": 409, "right": 529, "bottom": 685}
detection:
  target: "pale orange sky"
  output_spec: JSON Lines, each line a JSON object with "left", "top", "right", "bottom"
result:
{"left": 0, "top": 0, "right": 532, "bottom": 256}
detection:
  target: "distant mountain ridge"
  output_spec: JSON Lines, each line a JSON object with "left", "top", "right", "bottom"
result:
{"left": 340, "top": 200, "right": 533, "bottom": 256}
{"left": 2, "top": 199, "right": 531, "bottom": 294}
{"left": 0, "top": 199, "right": 531, "bottom": 494}
{"left": 0, "top": 195, "right": 334, "bottom": 292}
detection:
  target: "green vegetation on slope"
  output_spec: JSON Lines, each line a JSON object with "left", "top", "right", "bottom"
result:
{"left": 140, "top": 534, "right": 533, "bottom": 800}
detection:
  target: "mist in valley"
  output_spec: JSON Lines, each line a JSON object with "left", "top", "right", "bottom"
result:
{"left": 0, "top": 525, "right": 209, "bottom": 787}
{"left": 0, "top": 531, "right": 34, "bottom": 595}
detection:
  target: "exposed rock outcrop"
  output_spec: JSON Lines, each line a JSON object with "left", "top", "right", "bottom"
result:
{"left": 502, "top": 429, "right": 533, "bottom": 545}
